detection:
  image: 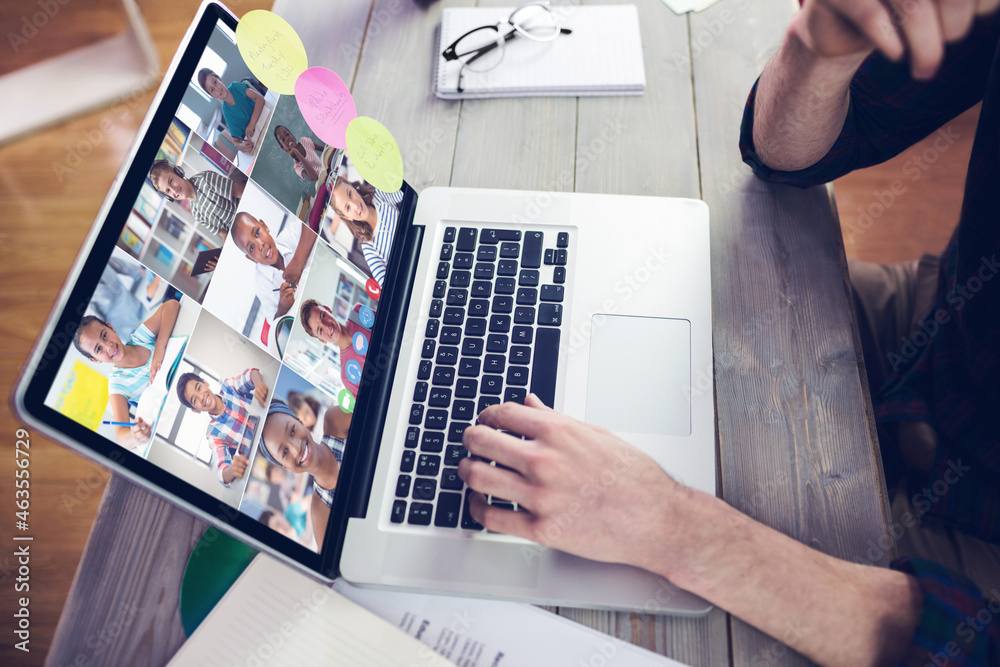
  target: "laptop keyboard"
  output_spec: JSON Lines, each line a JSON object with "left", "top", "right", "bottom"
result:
{"left": 390, "top": 226, "right": 569, "bottom": 531}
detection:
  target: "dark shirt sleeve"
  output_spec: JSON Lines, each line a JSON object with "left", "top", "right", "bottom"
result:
{"left": 740, "top": 17, "right": 1000, "bottom": 188}
{"left": 891, "top": 557, "right": 1000, "bottom": 666}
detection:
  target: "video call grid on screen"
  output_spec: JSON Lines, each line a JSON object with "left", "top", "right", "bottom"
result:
{"left": 44, "top": 18, "right": 405, "bottom": 555}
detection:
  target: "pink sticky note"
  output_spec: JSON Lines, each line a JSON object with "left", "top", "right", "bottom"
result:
{"left": 294, "top": 67, "right": 357, "bottom": 148}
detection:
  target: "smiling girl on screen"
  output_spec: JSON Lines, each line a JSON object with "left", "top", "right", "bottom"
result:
{"left": 331, "top": 176, "right": 403, "bottom": 286}
{"left": 260, "top": 400, "right": 352, "bottom": 550}
{"left": 72, "top": 299, "right": 180, "bottom": 449}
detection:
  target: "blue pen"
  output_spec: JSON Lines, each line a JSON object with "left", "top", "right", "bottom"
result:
{"left": 102, "top": 420, "right": 138, "bottom": 427}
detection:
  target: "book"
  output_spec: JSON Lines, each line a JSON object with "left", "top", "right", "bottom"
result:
{"left": 434, "top": 5, "right": 645, "bottom": 99}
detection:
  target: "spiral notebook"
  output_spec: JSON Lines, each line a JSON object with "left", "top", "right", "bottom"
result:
{"left": 434, "top": 4, "right": 646, "bottom": 99}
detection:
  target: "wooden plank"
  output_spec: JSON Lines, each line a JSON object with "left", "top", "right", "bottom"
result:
{"left": 689, "top": 0, "right": 894, "bottom": 664}
{"left": 271, "top": 0, "right": 374, "bottom": 85}
{"left": 45, "top": 475, "right": 207, "bottom": 667}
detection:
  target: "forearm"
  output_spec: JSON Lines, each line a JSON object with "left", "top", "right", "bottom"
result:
{"left": 752, "top": 22, "right": 868, "bottom": 171}
{"left": 152, "top": 302, "right": 179, "bottom": 353}
{"left": 651, "top": 487, "right": 922, "bottom": 666}
{"left": 221, "top": 465, "right": 235, "bottom": 485}
{"left": 289, "top": 233, "right": 316, "bottom": 274}
{"left": 247, "top": 97, "right": 264, "bottom": 136}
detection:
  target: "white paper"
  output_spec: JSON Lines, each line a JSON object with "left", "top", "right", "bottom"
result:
{"left": 334, "top": 579, "right": 691, "bottom": 667}
{"left": 659, "top": 0, "right": 723, "bottom": 15}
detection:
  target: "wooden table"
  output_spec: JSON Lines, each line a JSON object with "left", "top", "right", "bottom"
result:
{"left": 46, "top": 0, "right": 893, "bottom": 664}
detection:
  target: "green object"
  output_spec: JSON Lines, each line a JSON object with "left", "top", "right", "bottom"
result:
{"left": 179, "top": 527, "right": 257, "bottom": 637}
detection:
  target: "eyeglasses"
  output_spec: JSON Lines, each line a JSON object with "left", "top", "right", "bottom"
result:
{"left": 441, "top": 2, "right": 573, "bottom": 93}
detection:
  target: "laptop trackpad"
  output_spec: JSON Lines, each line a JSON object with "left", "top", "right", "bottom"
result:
{"left": 585, "top": 316, "right": 691, "bottom": 436}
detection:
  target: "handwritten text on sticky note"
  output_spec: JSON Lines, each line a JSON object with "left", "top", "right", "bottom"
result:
{"left": 235, "top": 10, "right": 308, "bottom": 95}
{"left": 294, "top": 67, "right": 357, "bottom": 148}
{"left": 346, "top": 117, "right": 403, "bottom": 193}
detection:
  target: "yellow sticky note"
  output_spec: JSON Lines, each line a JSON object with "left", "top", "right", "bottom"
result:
{"left": 235, "top": 10, "right": 308, "bottom": 95}
{"left": 345, "top": 117, "right": 404, "bottom": 193}
{"left": 55, "top": 361, "right": 109, "bottom": 431}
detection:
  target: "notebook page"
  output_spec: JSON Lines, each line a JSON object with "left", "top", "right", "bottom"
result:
{"left": 168, "top": 555, "right": 453, "bottom": 667}
{"left": 437, "top": 5, "right": 645, "bottom": 97}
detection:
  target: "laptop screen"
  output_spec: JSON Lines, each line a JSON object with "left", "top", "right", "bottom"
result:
{"left": 38, "top": 11, "right": 412, "bottom": 559}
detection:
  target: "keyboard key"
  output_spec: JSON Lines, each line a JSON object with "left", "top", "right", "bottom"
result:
{"left": 441, "top": 469, "right": 464, "bottom": 491}
{"left": 391, "top": 499, "right": 407, "bottom": 523}
{"left": 513, "top": 307, "right": 535, "bottom": 324}
{"left": 462, "top": 337, "right": 484, "bottom": 356}
{"left": 435, "top": 492, "right": 462, "bottom": 527}
{"left": 499, "top": 242, "right": 520, "bottom": 258}
{"left": 511, "top": 326, "right": 533, "bottom": 344}
{"left": 446, "top": 288, "right": 468, "bottom": 306}
{"left": 509, "top": 346, "right": 531, "bottom": 365}
{"left": 421, "top": 431, "right": 445, "bottom": 452}
{"left": 491, "top": 499, "right": 515, "bottom": 511}
{"left": 409, "top": 404, "right": 424, "bottom": 425}
{"left": 544, "top": 248, "right": 555, "bottom": 265}
{"left": 453, "top": 252, "right": 474, "bottom": 269}
{"left": 518, "top": 269, "right": 539, "bottom": 286}
{"left": 495, "top": 277, "right": 516, "bottom": 294}
{"left": 425, "top": 319, "right": 440, "bottom": 338}
{"left": 484, "top": 354, "right": 505, "bottom": 373}
{"left": 477, "top": 246, "right": 497, "bottom": 262}
{"left": 396, "top": 475, "right": 411, "bottom": 498}
{"left": 418, "top": 359, "right": 432, "bottom": 380}
{"left": 448, "top": 422, "right": 470, "bottom": 443}
{"left": 413, "top": 381, "right": 428, "bottom": 402}
{"left": 553, "top": 267, "right": 566, "bottom": 284}
{"left": 428, "top": 387, "right": 452, "bottom": 407}
{"left": 461, "top": 490, "right": 483, "bottom": 530}
{"left": 504, "top": 387, "right": 527, "bottom": 403}
{"left": 450, "top": 271, "right": 471, "bottom": 288}
{"left": 425, "top": 409, "right": 448, "bottom": 430}
{"left": 492, "top": 295, "right": 513, "bottom": 313}
{"left": 413, "top": 478, "right": 437, "bottom": 501}
{"left": 557, "top": 232, "right": 569, "bottom": 248}
{"left": 490, "top": 314, "right": 511, "bottom": 332}
{"left": 429, "top": 299, "right": 443, "bottom": 318}
{"left": 481, "top": 228, "right": 521, "bottom": 243}
{"left": 522, "top": 231, "right": 543, "bottom": 268}
{"left": 486, "top": 334, "right": 508, "bottom": 353}
{"left": 436, "top": 346, "right": 459, "bottom": 365}
{"left": 468, "top": 299, "right": 489, "bottom": 317}
{"left": 481, "top": 375, "right": 503, "bottom": 395}
{"left": 443, "top": 226, "right": 456, "bottom": 243}
{"left": 456, "top": 227, "right": 477, "bottom": 251}
{"left": 408, "top": 502, "right": 433, "bottom": 525}
{"left": 455, "top": 378, "right": 478, "bottom": 397}
{"left": 474, "top": 263, "right": 495, "bottom": 280}
{"left": 540, "top": 285, "right": 564, "bottom": 302}
{"left": 443, "top": 307, "right": 464, "bottom": 325}
{"left": 458, "top": 357, "right": 481, "bottom": 376}
{"left": 421, "top": 339, "right": 436, "bottom": 359}
{"left": 530, "top": 327, "right": 560, "bottom": 407}
{"left": 465, "top": 318, "right": 487, "bottom": 336}
{"left": 451, "top": 400, "right": 476, "bottom": 421}
{"left": 471, "top": 281, "right": 492, "bottom": 299}
{"left": 434, "top": 280, "right": 447, "bottom": 297}
{"left": 417, "top": 454, "right": 441, "bottom": 477}
{"left": 497, "top": 259, "right": 518, "bottom": 276}
{"left": 432, "top": 367, "right": 455, "bottom": 387}
{"left": 405, "top": 426, "right": 420, "bottom": 448}
{"left": 478, "top": 396, "right": 501, "bottom": 413}
{"left": 440, "top": 243, "right": 453, "bottom": 260}
{"left": 437, "top": 261, "right": 450, "bottom": 279}
{"left": 400, "top": 449, "right": 416, "bottom": 473}
{"left": 445, "top": 445, "right": 467, "bottom": 466}
{"left": 516, "top": 288, "right": 537, "bottom": 305}
{"left": 555, "top": 249, "right": 568, "bottom": 265}
{"left": 538, "top": 303, "right": 563, "bottom": 326}
{"left": 440, "top": 326, "right": 461, "bottom": 345}
{"left": 507, "top": 366, "right": 529, "bottom": 386}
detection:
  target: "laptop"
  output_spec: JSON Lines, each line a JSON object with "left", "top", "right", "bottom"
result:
{"left": 13, "top": 1, "right": 715, "bottom": 614}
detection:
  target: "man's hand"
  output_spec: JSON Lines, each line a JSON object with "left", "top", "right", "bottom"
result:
{"left": 795, "top": 0, "right": 995, "bottom": 80}
{"left": 458, "top": 395, "right": 683, "bottom": 569}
